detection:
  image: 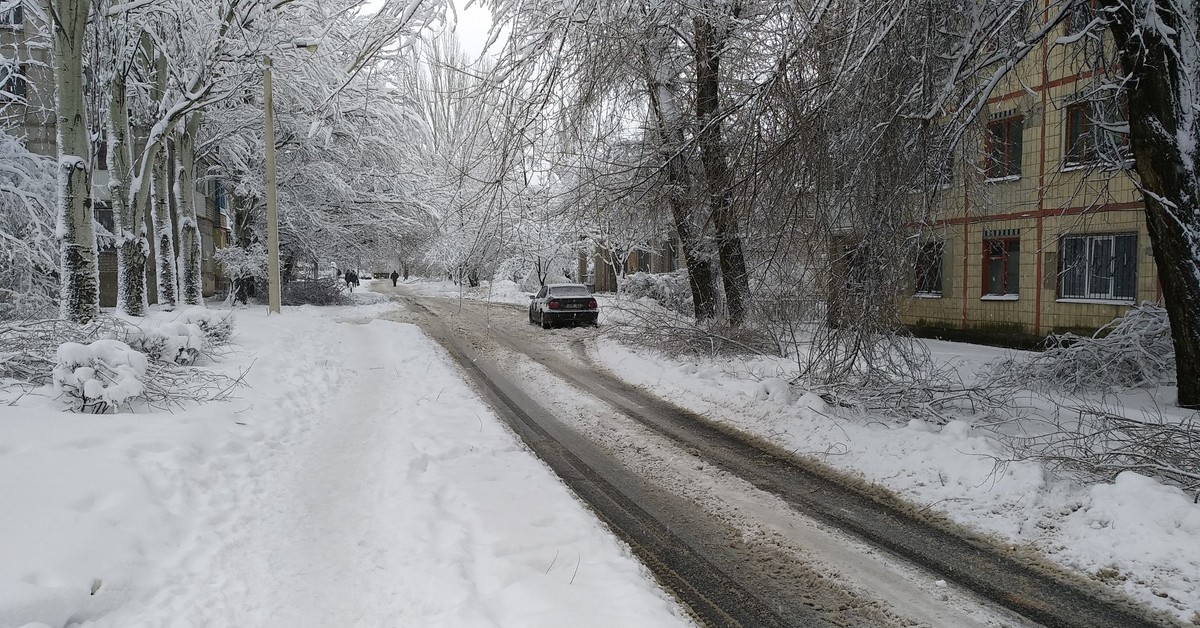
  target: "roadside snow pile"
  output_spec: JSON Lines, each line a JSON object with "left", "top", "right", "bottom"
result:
{"left": 52, "top": 339, "right": 148, "bottom": 412}
{"left": 487, "top": 279, "right": 528, "bottom": 303}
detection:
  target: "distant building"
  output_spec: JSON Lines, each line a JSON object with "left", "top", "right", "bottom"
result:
{"left": 592, "top": 236, "right": 680, "bottom": 293}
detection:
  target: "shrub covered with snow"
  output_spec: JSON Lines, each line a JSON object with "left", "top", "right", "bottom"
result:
{"left": 620, "top": 270, "right": 693, "bottom": 315}
{"left": 178, "top": 307, "right": 235, "bottom": 345}
{"left": 126, "top": 322, "right": 206, "bottom": 366}
{"left": 53, "top": 339, "right": 148, "bottom": 412}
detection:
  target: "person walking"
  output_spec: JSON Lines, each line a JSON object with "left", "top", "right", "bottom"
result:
{"left": 390, "top": 270, "right": 399, "bottom": 286}
{"left": 345, "top": 270, "right": 357, "bottom": 292}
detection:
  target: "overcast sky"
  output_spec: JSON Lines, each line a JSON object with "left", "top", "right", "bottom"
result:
{"left": 452, "top": 1, "right": 495, "bottom": 60}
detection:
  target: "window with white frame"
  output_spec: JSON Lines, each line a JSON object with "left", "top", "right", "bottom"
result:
{"left": 1059, "top": 233, "right": 1137, "bottom": 300}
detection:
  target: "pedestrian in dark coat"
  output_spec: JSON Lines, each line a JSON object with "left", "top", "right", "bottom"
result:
{"left": 390, "top": 270, "right": 399, "bottom": 286}
{"left": 345, "top": 271, "right": 357, "bottom": 292}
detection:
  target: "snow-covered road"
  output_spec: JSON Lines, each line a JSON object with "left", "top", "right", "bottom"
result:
{"left": 0, "top": 297, "right": 692, "bottom": 627}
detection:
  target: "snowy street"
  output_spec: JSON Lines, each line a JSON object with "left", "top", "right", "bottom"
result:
{"left": 3, "top": 283, "right": 1199, "bottom": 627}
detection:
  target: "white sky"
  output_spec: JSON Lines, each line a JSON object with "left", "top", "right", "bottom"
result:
{"left": 451, "top": 1, "right": 495, "bottom": 60}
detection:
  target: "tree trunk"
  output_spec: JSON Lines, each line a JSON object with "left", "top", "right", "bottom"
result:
{"left": 1108, "top": 3, "right": 1200, "bottom": 408}
{"left": 107, "top": 65, "right": 150, "bottom": 316}
{"left": 644, "top": 46, "right": 719, "bottom": 321}
{"left": 51, "top": 0, "right": 99, "bottom": 324}
{"left": 694, "top": 15, "right": 750, "bottom": 327}
{"left": 152, "top": 144, "right": 178, "bottom": 307}
{"left": 175, "top": 113, "right": 203, "bottom": 306}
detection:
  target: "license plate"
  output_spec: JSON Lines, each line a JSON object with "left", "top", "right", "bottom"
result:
{"left": 563, "top": 303, "right": 582, "bottom": 309}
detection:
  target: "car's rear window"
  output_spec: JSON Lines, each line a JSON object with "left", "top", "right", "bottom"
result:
{"left": 549, "top": 285, "right": 590, "bottom": 297}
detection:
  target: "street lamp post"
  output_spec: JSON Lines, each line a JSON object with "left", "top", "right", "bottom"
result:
{"left": 262, "top": 41, "right": 317, "bottom": 315}
{"left": 263, "top": 54, "right": 281, "bottom": 314}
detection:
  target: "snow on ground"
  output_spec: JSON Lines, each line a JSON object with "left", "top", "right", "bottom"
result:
{"left": 590, "top": 334, "right": 1200, "bottom": 623}
{"left": 0, "top": 291, "right": 692, "bottom": 628}
{"left": 404, "top": 279, "right": 1200, "bottom": 622}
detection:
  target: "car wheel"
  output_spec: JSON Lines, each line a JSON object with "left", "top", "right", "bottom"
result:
{"left": 529, "top": 308, "right": 535, "bottom": 324}
{"left": 541, "top": 315, "right": 552, "bottom": 330}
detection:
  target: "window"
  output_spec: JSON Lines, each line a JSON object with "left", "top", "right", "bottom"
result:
{"left": 1064, "top": 102, "right": 1095, "bottom": 166}
{"left": 94, "top": 203, "right": 115, "bottom": 235}
{"left": 1059, "top": 233, "right": 1137, "bottom": 300}
{"left": 915, "top": 242, "right": 944, "bottom": 295}
{"left": 214, "top": 180, "right": 229, "bottom": 214}
{"left": 1, "top": 63, "right": 27, "bottom": 100}
{"left": 1065, "top": 99, "right": 1131, "bottom": 167}
{"left": 985, "top": 116, "right": 1023, "bottom": 178}
{"left": 0, "top": 3, "right": 23, "bottom": 26}
{"left": 983, "top": 237, "right": 1020, "bottom": 295}
{"left": 633, "top": 249, "right": 650, "bottom": 273}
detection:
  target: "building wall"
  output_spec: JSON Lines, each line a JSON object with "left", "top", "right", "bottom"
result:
{"left": 591, "top": 235, "right": 683, "bottom": 293}
{"left": 898, "top": 16, "right": 1154, "bottom": 344}
{"left": 1, "top": 4, "right": 55, "bottom": 155}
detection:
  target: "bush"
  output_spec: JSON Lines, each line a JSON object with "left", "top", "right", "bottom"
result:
{"left": 281, "top": 278, "right": 351, "bottom": 306}
{"left": 126, "top": 322, "right": 206, "bottom": 366}
{"left": 178, "top": 307, "right": 234, "bottom": 345}
{"left": 620, "top": 270, "right": 693, "bottom": 315}
{"left": 52, "top": 339, "right": 148, "bottom": 413}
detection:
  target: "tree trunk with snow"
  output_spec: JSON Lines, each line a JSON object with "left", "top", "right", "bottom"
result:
{"left": 107, "top": 66, "right": 149, "bottom": 316}
{"left": 1107, "top": 0, "right": 1200, "bottom": 408}
{"left": 51, "top": 0, "right": 99, "bottom": 324}
{"left": 694, "top": 15, "right": 750, "bottom": 327}
{"left": 645, "top": 47, "right": 719, "bottom": 322}
{"left": 151, "top": 144, "right": 178, "bottom": 308}
{"left": 175, "top": 113, "right": 203, "bottom": 306}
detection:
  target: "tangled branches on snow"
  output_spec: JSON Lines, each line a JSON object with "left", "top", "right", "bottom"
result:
{"left": 282, "top": 278, "right": 352, "bottom": 306}
{"left": 986, "top": 302, "right": 1175, "bottom": 393}
{"left": 607, "top": 300, "right": 779, "bottom": 357}
{"left": 0, "top": 317, "right": 132, "bottom": 385}
{"left": 1, "top": 314, "right": 245, "bottom": 412}
{"left": 993, "top": 401, "right": 1200, "bottom": 499}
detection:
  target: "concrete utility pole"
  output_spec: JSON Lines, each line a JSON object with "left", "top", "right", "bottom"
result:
{"left": 263, "top": 54, "right": 281, "bottom": 314}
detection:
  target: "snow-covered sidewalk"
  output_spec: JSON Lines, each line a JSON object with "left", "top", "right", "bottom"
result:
{"left": 0, "top": 296, "right": 690, "bottom": 628}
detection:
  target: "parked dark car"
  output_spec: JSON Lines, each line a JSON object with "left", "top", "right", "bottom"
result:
{"left": 528, "top": 283, "right": 599, "bottom": 329}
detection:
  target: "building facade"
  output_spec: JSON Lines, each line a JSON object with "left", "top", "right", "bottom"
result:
{"left": 898, "top": 14, "right": 1153, "bottom": 346}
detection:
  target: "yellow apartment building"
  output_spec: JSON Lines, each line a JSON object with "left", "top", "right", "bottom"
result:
{"left": 900, "top": 10, "right": 1155, "bottom": 346}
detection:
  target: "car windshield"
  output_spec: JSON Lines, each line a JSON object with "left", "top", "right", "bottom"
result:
{"left": 549, "top": 285, "right": 590, "bottom": 297}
